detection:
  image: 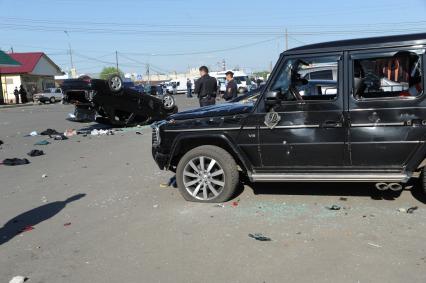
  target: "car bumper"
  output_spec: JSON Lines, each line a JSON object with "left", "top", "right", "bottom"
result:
{"left": 152, "top": 147, "right": 169, "bottom": 170}
{"left": 34, "top": 97, "right": 49, "bottom": 102}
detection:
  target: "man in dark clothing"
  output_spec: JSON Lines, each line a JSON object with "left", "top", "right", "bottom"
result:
{"left": 186, "top": 79, "right": 193, "bottom": 98}
{"left": 13, "top": 87, "right": 19, "bottom": 104}
{"left": 19, "top": 85, "right": 27, "bottom": 104}
{"left": 172, "top": 82, "right": 177, "bottom": 96}
{"left": 194, "top": 66, "right": 217, "bottom": 107}
{"left": 223, "top": 71, "right": 238, "bottom": 101}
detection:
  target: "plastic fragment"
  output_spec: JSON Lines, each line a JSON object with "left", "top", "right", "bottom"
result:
{"left": 326, "top": 205, "right": 341, "bottom": 211}
{"left": 64, "top": 222, "right": 72, "bottom": 227}
{"left": 34, "top": 140, "right": 50, "bottom": 145}
{"left": 248, "top": 233, "right": 272, "bottom": 242}
{"left": 407, "top": 206, "right": 418, "bottom": 214}
{"left": 9, "top": 276, "right": 28, "bottom": 283}
{"left": 27, "top": 149, "right": 44, "bottom": 157}
{"left": 214, "top": 204, "right": 225, "bottom": 208}
{"left": 367, "top": 242, "right": 382, "bottom": 248}
{"left": 2, "top": 158, "right": 30, "bottom": 166}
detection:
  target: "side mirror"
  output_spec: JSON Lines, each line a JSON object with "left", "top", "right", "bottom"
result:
{"left": 265, "top": 90, "right": 280, "bottom": 106}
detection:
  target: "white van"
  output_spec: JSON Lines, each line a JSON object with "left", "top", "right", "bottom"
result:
{"left": 166, "top": 79, "right": 194, "bottom": 94}
{"left": 211, "top": 70, "right": 253, "bottom": 94}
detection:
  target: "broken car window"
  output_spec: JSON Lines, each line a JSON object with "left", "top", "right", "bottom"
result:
{"left": 271, "top": 56, "right": 339, "bottom": 101}
{"left": 353, "top": 50, "right": 424, "bottom": 100}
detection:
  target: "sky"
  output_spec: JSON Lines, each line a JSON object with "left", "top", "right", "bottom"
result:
{"left": 0, "top": 0, "right": 425, "bottom": 77}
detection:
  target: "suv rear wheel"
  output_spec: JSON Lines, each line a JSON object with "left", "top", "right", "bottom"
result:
{"left": 176, "top": 145, "right": 239, "bottom": 203}
{"left": 50, "top": 97, "right": 56, "bottom": 103}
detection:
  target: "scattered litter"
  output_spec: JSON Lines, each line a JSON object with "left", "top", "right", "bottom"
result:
{"left": 136, "top": 131, "right": 143, "bottom": 135}
{"left": 367, "top": 242, "right": 382, "bottom": 248}
{"left": 29, "top": 131, "right": 38, "bottom": 136}
{"left": 19, "top": 226, "right": 34, "bottom": 233}
{"left": 397, "top": 206, "right": 419, "bottom": 214}
{"left": 41, "top": 196, "right": 48, "bottom": 203}
{"left": 40, "top": 128, "right": 61, "bottom": 136}
{"left": 339, "top": 197, "right": 348, "bottom": 201}
{"left": 248, "top": 233, "right": 272, "bottom": 242}
{"left": 159, "top": 183, "right": 168, "bottom": 188}
{"left": 64, "top": 128, "right": 77, "bottom": 137}
{"left": 53, "top": 134, "right": 68, "bottom": 140}
{"left": 168, "top": 176, "right": 177, "bottom": 188}
{"left": 27, "top": 149, "right": 44, "bottom": 157}
{"left": 68, "top": 113, "right": 76, "bottom": 119}
{"left": 64, "top": 222, "right": 72, "bottom": 227}
{"left": 9, "top": 276, "right": 28, "bottom": 283}
{"left": 1, "top": 158, "right": 30, "bottom": 166}
{"left": 153, "top": 204, "right": 159, "bottom": 208}
{"left": 42, "top": 174, "right": 48, "bottom": 178}
{"left": 407, "top": 206, "right": 418, "bottom": 214}
{"left": 34, "top": 140, "right": 50, "bottom": 145}
{"left": 91, "top": 129, "right": 114, "bottom": 136}
{"left": 214, "top": 204, "right": 225, "bottom": 208}
{"left": 326, "top": 205, "right": 341, "bottom": 211}
{"left": 231, "top": 201, "right": 239, "bottom": 207}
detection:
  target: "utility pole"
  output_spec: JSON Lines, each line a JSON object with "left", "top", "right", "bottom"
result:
{"left": 64, "top": 31, "right": 75, "bottom": 77}
{"left": 285, "top": 28, "right": 289, "bottom": 51}
{"left": 115, "top": 51, "right": 119, "bottom": 74}
{"left": 146, "top": 63, "right": 150, "bottom": 84}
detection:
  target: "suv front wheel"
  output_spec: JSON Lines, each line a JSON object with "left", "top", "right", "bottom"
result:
{"left": 176, "top": 145, "right": 239, "bottom": 203}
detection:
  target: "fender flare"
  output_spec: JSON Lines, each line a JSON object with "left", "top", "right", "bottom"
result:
{"left": 167, "top": 133, "right": 252, "bottom": 172}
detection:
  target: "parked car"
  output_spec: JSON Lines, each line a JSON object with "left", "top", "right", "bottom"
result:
{"left": 61, "top": 75, "right": 178, "bottom": 126}
{"left": 33, "top": 88, "right": 63, "bottom": 103}
{"left": 166, "top": 79, "right": 194, "bottom": 94}
{"left": 152, "top": 32, "right": 426, "bottom": 203}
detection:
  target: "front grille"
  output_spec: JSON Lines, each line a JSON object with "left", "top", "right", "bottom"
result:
{"left": 152, "top": 126, "right": 160, "bottom": 146}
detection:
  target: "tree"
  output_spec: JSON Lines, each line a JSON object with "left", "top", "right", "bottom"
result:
{"left": 99, "top": 67, "right": 124, "bottom": 80}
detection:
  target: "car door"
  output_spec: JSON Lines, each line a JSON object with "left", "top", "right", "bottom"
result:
{"left": 348, "top": 48, "right": 426, "bottom": 169}
{"left": 255, "top": 53, "right": 348, "bottom": 172}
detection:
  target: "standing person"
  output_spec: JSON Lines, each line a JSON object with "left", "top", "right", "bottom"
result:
{"left": 223, "top": 71, "right": 238, "bottom": 101}
{"left": 172, "top": 81, "right": 177, "bottom": 96}
{"left": 194, "top": 66, "right": 217, "bottom": 107}
{"left": 186, "top": 79, "right": 193, "bottom": 98}
{"left": 13, "top": 87, "right": 19, "bottom": 104}
{"left": 19, "top": 85, "right": 27, "bottom": 104}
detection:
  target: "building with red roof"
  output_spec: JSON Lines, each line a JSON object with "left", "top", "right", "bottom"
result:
{"left": 0, "top": 52, "right": 63, "bottom": 104}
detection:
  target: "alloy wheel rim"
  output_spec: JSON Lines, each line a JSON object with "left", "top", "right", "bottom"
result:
{"left": 110, "top": 77, "right": 122, "bottom": 90}
{"left": 183, "top": 156, "right": 225, "bottom": 201}
{"left": 163, "top": 96, "right": 173, "bottom": 108}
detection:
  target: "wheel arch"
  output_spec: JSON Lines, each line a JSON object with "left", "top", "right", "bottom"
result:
{"left": 167, "top": 133, "right": 252, "bottom": 173}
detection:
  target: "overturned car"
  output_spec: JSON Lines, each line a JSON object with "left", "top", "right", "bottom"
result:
{"left": 61, "top": 75, "right": 178, "bottom": 126}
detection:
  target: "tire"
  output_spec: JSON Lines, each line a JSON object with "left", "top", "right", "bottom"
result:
{"left": 162, "top": 94, "right": 176, "bottom": 110}
{"left": 107, "top": 74, "right": 123, "bottom": 93}
{"left": 50, "top": 97, "right": 56, "bottom": 103}
{"left": 176, "top": 145, "right": 239, "bottom": 203}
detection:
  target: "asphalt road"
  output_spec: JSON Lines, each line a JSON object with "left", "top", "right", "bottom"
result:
{"left": 1, "top": 96, "right": 426, "bottom": 283}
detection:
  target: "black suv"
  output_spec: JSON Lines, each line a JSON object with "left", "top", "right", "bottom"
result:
{"left": 152, "top": 33, "right": 426, "bottom": 203}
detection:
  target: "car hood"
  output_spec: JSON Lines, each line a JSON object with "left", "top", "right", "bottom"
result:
{"left": 169, "top": 102, "right": 254, "bottom": 120}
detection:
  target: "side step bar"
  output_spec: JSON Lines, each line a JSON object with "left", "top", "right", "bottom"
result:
{"left": 249, "top": 173, "right": 410, "bottom": 183}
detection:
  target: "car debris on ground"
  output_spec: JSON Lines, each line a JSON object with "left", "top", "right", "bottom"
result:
{"left": 34, "top": 140, "right": 50, "bottom": 145}
{"left": 248, "top": 233, "right": 272, "bottom": 242}
{"left": 326, "top": 205, "right": 341, "bottom": 211}
{"left": 398, "top": 206, "right": 419, "bottom": 214}
{"left": 40, "top": 128, "right": 61, "bottom": 136}
{"left": 1, "top": 158, "right": 30, "bottom": 166}
{"left": 27, "top": 149, "right": 44, "bottom": 157}
{"left": 9, "top": 276, "right": 28, "bottom": 283}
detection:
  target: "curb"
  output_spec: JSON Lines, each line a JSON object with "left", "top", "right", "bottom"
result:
{"left": 0, "top": 103, "right": 37, "bottom": 110}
